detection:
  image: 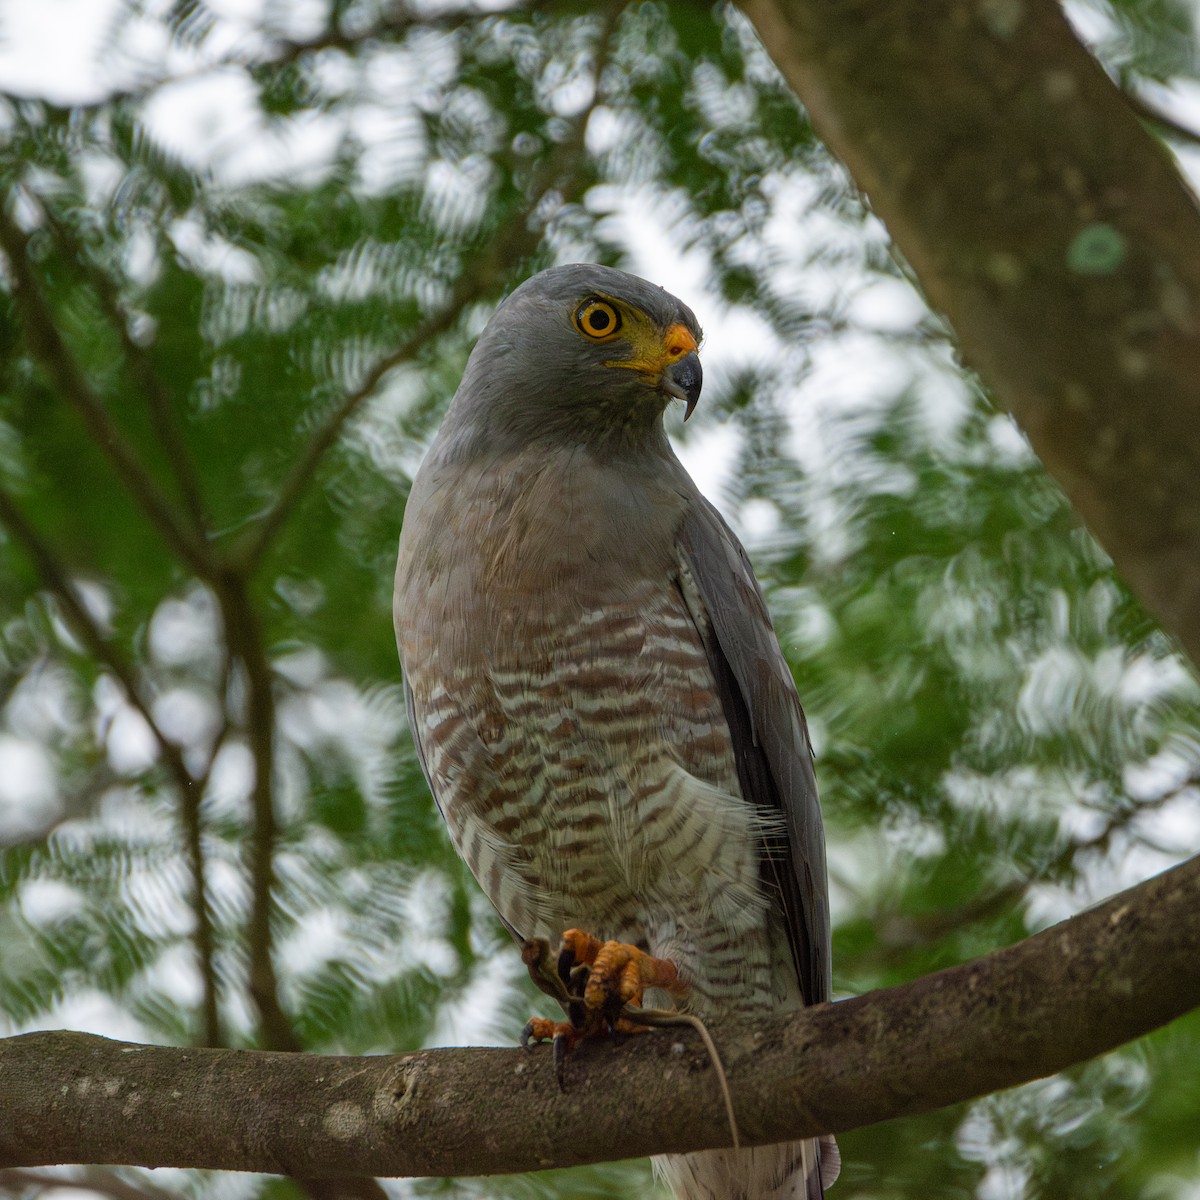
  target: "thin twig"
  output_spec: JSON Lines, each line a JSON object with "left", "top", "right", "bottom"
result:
{"left": 36, "top": 197, "right": 212, "bottom": 538}
{"left": 183, "top": 736, "right": 223, "bottom": 1048}
{"left": 0, "top": 208, "right": 213, "bottom": 578}
{"left": 0, "top": 487, "right": 180, "bottom": 782}
{"left": 265, "top": 0, "right": 557, "bottom": 69}
{"left": 0, "top": 200, "right": 222, "bottom": 1045}
{"left": 213, "top": 568, "right": 300, "bottom": 1052}
{"left": 236, "top": 271, "right": 492, "bottom": 575}
{"left": 237, "top": 1, "right": 622, "bottom": 576}
{"left": 70, "top": 1, "right": 556, "bottom": 114}
{"left": 0, "top": 482, "right": 222, "bottom": 1047}
{"left": 864, "top": 774, "right": 1200, "bottom": 964}
{"left": 1042, "top": 777, "right": 1199, "bottom": 877}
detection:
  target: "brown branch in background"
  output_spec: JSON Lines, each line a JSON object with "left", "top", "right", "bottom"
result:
{"left": 266, "top": 0, "right": 556, "bottom": 69}
{"left": 20, "top": 201, "right": 224, "bottom": 1046}
{"left": 863, "top": 773, "right": 1200, "bottom": 965}
{"left": 0, "top": 186, "right": 228, "bottom": 1044}
{"left": 236, "top": 268, "right": 500, "bottom": 575}
{"left": 235, "top": 222, "right": 537, "bottom": 575}
{"left": 80, "top": 2, "right": 555, "bottom": 116}
{"left": 206, "top": 574, "right": 396, "bottom": 1197}
{"left": 212, "top": 568, "right": 300, "bottom": 1053}
{"left": 238, "top": 1, "right": 623, "bottom": 576}
{"left": 0, "top": 209, "right": 212, "bottom": 578}
{"left": 189, "top": 840, "right": 224, "bottom": 1042}
{"left": 1042, "top": 777, "right": 1197, "bottom": 875}
{"left": 181, "top": 749, "right": 223, "bottom": 1050}
{"left": 862, "top": 880, "right": 1027, "bottom": 965}
{"left": 0, "top": 483, "right": 222, "bottom": 1048}
{"left": 36, "top": 198, "right": 212, "bottom": 537}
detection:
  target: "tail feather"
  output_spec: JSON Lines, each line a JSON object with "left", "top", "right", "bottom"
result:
{"left": 817, "top": 1135, "right": 840, "bottom": 1192}
{"left": 655, "top": 1134, "right": 840, "bottom": 1200}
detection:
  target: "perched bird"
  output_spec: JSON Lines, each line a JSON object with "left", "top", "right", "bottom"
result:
{"left": 394, "top": 263, "right": 838, "bottom": 1199}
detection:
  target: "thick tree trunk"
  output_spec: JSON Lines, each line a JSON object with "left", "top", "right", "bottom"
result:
{"left": 3, "top": 852, "right": 1199, "bottom": 1176}
{"left": 738, "top": 0, "right": 1200, "bottom": 669}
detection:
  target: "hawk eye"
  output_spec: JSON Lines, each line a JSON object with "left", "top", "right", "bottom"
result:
{"left": 574, "top": 299, "right": 622, "bottom": 340}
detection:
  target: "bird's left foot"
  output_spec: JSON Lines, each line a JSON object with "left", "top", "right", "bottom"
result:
{"left": 520, "top": 929, "right": 683, "bottom": 1086}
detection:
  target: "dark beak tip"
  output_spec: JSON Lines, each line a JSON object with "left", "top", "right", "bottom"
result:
{"left": 669, "top": 351, "right": 703, "bottom": 421}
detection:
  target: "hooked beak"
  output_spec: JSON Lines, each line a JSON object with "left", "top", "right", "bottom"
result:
{"left": 663, "top": 350, "right": 703, "bottom": 421}
{"left": 604, "top": 320, "right": 703, "bottom": 418}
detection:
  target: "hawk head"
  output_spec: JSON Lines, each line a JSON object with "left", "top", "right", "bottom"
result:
{"left": 442, "top": 264, "right": 704, "bottom": 452}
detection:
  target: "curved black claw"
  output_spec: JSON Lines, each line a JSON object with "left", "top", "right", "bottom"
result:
{"left": 556, "top": 940, "right": 577, "bottom": 985}
{"left": 558, "top": 944, "right": 593, "bottom": 1004}
{"left": 553, "top": 1030, "right": 571, "bottom": 1090}
{"left": 522, "top": 938, "right": 572, "bottom": 1006}
{"left": 520, "top": 1019, "right": 537, "bottom": 1050}
{"left": 556, "top": 942, "right": 593, "bottom": 1029}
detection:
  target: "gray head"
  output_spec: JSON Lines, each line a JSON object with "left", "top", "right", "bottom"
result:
{"left": 439, "top": 264, "right": 703, "bottom": 457}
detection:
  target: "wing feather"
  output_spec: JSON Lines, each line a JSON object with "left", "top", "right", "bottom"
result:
{"left": 403, "top": 677, "right": 526, "bottom": 943}
{"left": 676, "top": 494, "right": 831, "bottom": 1006}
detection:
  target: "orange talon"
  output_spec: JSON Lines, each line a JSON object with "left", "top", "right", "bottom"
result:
{"left": 520, "top": 1016, "right": 582, "bottom": 1089}
{"left": 557, "top": 929, "right": 684, "bottom": 1019}
{"left": 521, "top": 1016, "right": 572, "bottom": 1045}
{"left": 559, "top": 928, "right": 603, "bottom": 965}
{"left": 587, "top": 939, "right": 681, "bottom": 1011}
{"left": 521, "top": 928, "right": 686, "bottom": 1084}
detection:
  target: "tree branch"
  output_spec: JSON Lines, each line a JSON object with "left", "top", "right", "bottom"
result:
{"left": 35, "top": 198, "right": 212, "bottom": 538}
{"left": 236, "top": 0, "right": 619, "bottom": 575}
{"left": 236, "top": 198, "right": 542, "bottom": 577}
{"left": 2, "top": 851, "right": 1198, "bottom": 1176}
{"left": 80, "top": 1, "right": 555, "bottom": 111}
{"left": 212, "top": 569, "right": 300, "bottom": 1053}
{"left": 263, "top": 0, "right": 557, "bottom": 69}
{"left": 867, "top": 774, "right": 1199, "bottom": 961}
{"left": 0, "top": 483, "right": 222, "bottom": 1049}
{"left": 736, "top": 0, "right": 1200, "bottom": 670}
{"left": 181, "top": 755, "right": 222, "bottom": 1051}
{"left": 9, "top": 203, "right": 223, "bottom": 1047}
{"left": 235, "top": 265, "right": 497, "bottom": 577}
{"left": 0, "top": 207, "right": 213, "bottom": 579}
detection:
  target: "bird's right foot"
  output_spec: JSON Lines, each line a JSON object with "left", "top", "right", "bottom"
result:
{"left": 520, "top": 929, "right": 684, "bottom": 1086}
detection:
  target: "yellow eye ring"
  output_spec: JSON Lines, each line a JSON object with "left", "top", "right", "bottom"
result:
{"left": 574, "top": 299, "right": 622, "bottom": 340}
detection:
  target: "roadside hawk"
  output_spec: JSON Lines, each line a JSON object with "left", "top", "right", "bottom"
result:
{"left": 394, "top": 263, "right": 838, "bottom": 1199}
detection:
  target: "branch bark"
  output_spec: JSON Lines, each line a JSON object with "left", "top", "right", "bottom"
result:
{"left": 3, "top": 851, "right": 1199, "bottom": 1176}
{"left": 736, "top": 0, "right": 1200, "bottom": 669}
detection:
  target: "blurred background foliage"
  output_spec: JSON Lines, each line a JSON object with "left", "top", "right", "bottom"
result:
{"left": 2, "top": 1, "right": 1200, "bottom": 1198}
